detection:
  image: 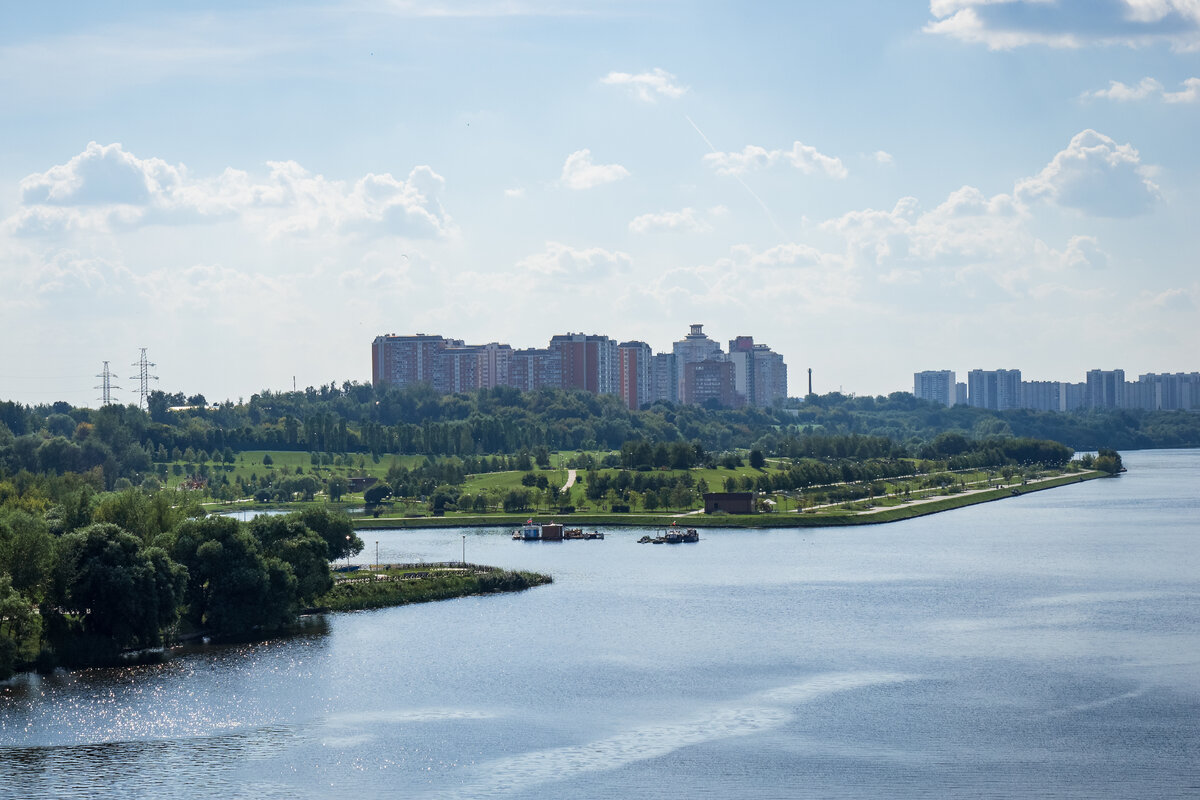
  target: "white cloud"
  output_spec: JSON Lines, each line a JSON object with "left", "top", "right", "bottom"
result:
{"left": 1082, "top": 77, "right": 1164, "bottom": 101}
{"left": 128, "top": 263, "right": 296, "bottom": 316}
{"left": 632, "top": 241, "right": 855, "bottom": 316}
{"left": 1082, "top": 76, "right": 1200, "bottom": 102}
{"left": 824, "top": 187, "right": 1030, "bottom": 278}
{"left": 703, "top": 141, "right": 847, "bottom": 179}
{"left": 873, "top": 150, "right": 895, "bottom": 165}
{"left": 600, "top": 67, "right": 687, "bottom": 102}
{"left": 1061, "top": 235, "right": 1109, "bottom": 269}
{"left": 7, "top": 142, "right": 455, "bottom": 239}
{"left": 1144, "top": 285, "right": 1196, "bottom": 311}
{"left": 628, "top": 208, "right": 711, "bottom": 234}
{"left": 515, "top": 241, "right": 632, "bottom": 276}
{"left": 504, "top": 187, "right": 526, "bottom": 199}
{"left": 560, "top": 149, "right": 630, "bottom": 190}
{"left": 1164, "top": 76, "right": 1200, "bottom": 102}
{"left": 1015, "top": 129, "right": 1159, "bottom": 217}
{"left": 926, "top": 0, "right": 1200, "bottom": 50}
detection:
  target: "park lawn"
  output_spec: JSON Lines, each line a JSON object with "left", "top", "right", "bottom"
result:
{"left": 460, "top": 467, "right": 571, "bottom": 496}
{"left": 160, "top": 451, "right": 430, "bottom": 491}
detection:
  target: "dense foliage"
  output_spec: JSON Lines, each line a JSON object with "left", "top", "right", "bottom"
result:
{"left": 319, "top": 567, "right": 551, "bottom": 612}
{"left": 0, "top": 381, "right": 1167, "bottom": 676}
{"left": 1, "top": 387, "right": 1194, "bottom": 488}
{"left": 0, "top": 505, "right": 363, "bottom": 677}
{"left": 0, "top": 387, "right": 1186, "bottom": 499}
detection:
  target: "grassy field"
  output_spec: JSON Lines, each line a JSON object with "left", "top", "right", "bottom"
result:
{"left": 163, "top": 447, "right": 1099, "bottom": 530}
{"left": 351, "top": 470, "right": 1108, "bottom": 529}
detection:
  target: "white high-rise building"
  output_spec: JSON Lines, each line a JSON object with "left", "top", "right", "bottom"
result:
{"left": 672, "top": 324, "right": 722, "bottom": 400}
{"left": 913, "top": 370, "right": 956, "bottom": 407}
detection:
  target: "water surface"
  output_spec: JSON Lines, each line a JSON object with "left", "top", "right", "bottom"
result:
{"left": 2, "top": 449, "right": 1198, "bottom": 798}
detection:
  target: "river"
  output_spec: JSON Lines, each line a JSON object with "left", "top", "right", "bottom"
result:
{"left": 1, "top": 449, "right": 1198, "bottom": 798}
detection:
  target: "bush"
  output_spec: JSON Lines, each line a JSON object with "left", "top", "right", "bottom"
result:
{"left": 610, "top": 504, "right": 630, "bottom": 513}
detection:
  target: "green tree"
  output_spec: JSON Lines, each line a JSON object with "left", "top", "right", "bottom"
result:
{"left": 53, "top": 523, "right": 187, "bottom": 655}
{"left": 364, "top": 484, "right": 392, "bottom": 505}
{"left": 502, "top": 489, "right": 531, "bottom": 513}
{"left": 749, "top": 449, "right": 766, "bottom": 470}
{"left": 0, "top": 509, "right": 55, "bottom": 598}
{"left": 172, "top": 516, "right": 297, "bottom": 636}
{"left": 286, "top": 508, "right": 363, "bottom": 562}
{"left": 249, "top": 516, "right": 335, "bottom": 602}
{"left": 1094, "top": 448, "right": 1124, "bottom": 475}
{"left": 0, "top": 576, "right": 41, "bottom": 680}
{"left": 94, "top": 488, "right": 201, "bottom": 544}
{"left": 327, "top": 475, "right": 349, "bottom": 502}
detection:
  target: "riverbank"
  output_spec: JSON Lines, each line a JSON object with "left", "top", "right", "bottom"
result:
{"left": 351, "top": 470, "right": 1110, "bottom": 530}
{"left": 315, "top": 564, "right": 553, "bottom": 612}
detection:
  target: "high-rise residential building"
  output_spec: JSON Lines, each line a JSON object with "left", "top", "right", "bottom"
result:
{"left": 617, "top": 341, "right": 653, "bottom": 410}
{"left": 968, "top": 369, "right": 1022, "bottom": 410}
{"left": 372, "top": 334, "right": 450, "bottom": 389}
{"left": 955, "top": 382, "right": 968, "bottom": 406}
{"left": 672, "top": 324, "right": 723, "bottom": 400}
{"left": 752, "top": 345, "right": 787, "bottom": 407}
{"left": 508, "top": 347, "right": 561, "bottom": 392}
{"left": 725, "top": 336, "right": 786, "bottom": 408}
{"left": 477, "top": 343, "right": 512, "bottom": 389}
{"left": 442, "top": 343, "right": 484, "bottom": 394}
{"left": 728, "top": 336, "right": 757, "bottom": 407}
{"left": 650, "top": 352, "right": 676, "bottom": 403}
{"left": 1086, "top": 369, "right": 1126, "bottom": 409}
{"left": 1064, "top": 382, "right": 1087, "bottom": 411}
{"left": 913, "top": 370, "right": 956, "bottom": 407}
{"left": 549, "top": 333, "right": 618, "bottom": 395}
{"left": 682, "top": 359, "right": 737, "bottom": 408}
{"left": 1132, "top": 372, "right": 1200, "bottom": 410}
{"left": 371, "top": 324, "right": 788, "bottom": 407}
{"left": 1021, "top": 380, "right": 1069, "bottom": 412}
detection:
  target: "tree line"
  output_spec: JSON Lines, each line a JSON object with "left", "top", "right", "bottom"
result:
{"left": 0, "top": 386, "right": 1192, "bottom": 489}
{"left": 0, "top": 501, "right": 363, "bottom": 678}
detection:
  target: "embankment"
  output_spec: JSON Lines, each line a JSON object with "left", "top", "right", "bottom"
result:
{"left": 351, "top": 470, "right": 1110, "bottom": 531}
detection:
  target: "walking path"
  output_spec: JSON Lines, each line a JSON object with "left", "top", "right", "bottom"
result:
{"left": 799, "top": 471, "right": 1081, "bottom": 516}
{"left": 562, "top": 468, "right": 578, "bottom": 490}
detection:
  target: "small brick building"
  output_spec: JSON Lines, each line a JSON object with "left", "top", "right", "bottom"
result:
{"left": 703, "top": 492, "right": 755, "bottom": 514}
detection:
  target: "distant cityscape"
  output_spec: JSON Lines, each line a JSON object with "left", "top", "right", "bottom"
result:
{"left": 369, "top": 329, "right": 1199, "bottom": 415}
{"left": 914, "top": 369, "right": 1200, "bottom": 412}
{"left": 372, "top": 324, "right": 788, "bottom": 410}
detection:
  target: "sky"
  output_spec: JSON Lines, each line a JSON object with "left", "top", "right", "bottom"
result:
{"left": 1, "top": 0, "right": 1198, "bottom": 407}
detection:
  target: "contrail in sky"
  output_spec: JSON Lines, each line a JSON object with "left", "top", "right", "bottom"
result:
{"left": 685, "top": 114, "right": 790, "bottom": 241}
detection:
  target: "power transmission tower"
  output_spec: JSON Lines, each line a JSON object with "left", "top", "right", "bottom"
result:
{"left": 131, "top": 347, "right": 159, "bottom": 410}
{"left": 95, "top": 361, "right": 122, "bottom": 406}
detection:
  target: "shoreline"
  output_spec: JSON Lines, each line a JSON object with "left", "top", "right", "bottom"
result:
{"left": 351, "top": 470, "right": 1110, "bottom": 531}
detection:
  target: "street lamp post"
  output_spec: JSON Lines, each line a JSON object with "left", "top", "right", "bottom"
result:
{"left": 345, "top": 535, "right": 351, "bottom": 570}
{"left": 462, "top": 534, "right": 466, "bottom": 565}
{"left": 375, "top": 540, "right": 379, "bottom": 569}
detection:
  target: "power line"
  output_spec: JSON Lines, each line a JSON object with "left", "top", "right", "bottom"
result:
{"left": 131, "top": 347, "right": 159, "bottom": 410}
{"left": 95, "top": 362, "right": 122, "bottom": 406}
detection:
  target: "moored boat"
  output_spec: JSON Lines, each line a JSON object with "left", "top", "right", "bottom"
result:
{"left": 514, "top": 519, "right": 541, "bottom": 540}
{"left": 638, "top": 522, "right": 699, "bottom": 544}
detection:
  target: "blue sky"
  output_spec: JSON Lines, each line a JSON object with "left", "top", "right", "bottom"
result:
{"left": 2, "top": 1, "right": 1197, "bottom": 406}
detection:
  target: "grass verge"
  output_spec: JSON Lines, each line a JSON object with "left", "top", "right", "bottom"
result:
{"left": 350, "top": 471, "right": 1109, "bottom": 530}
{"left": 316, "top": 564, "right": 553, "bottom": 612}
